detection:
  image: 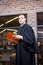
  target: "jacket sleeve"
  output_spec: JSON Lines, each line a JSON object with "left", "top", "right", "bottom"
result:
{"left": 23, "top": 27, "right": 38, "bottom": 53}
{"left": 23, "top": 27, "right": 34, "bottom": 44}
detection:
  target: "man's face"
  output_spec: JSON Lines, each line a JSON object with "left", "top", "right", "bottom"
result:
{"left": 18, "top": 15, "right": 26, "bottom": 25}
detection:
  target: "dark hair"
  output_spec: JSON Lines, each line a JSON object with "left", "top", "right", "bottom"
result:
{"left": 18, "top": 14, "right": 26, "bottom": 18}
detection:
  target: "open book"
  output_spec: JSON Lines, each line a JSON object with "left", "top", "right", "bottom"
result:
{"left": 6, "top": 32, "right": 20, "bottom": 44}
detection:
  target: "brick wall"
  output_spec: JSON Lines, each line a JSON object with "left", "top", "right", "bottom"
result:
{"left": 0, "top": 0, "right": 43, "bottom": 37}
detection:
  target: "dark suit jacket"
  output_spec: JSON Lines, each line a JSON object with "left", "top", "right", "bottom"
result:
{"left": 16, "top": 24, "right": 37, "bottom": 65}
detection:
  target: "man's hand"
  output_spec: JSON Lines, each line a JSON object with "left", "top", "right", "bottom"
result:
{"left": 13, "top": 35, "right": 23, "bottom": 40}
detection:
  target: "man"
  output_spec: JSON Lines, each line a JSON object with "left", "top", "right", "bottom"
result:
{"left": 14, "top": 14, "right": 37, "bottom": 65}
